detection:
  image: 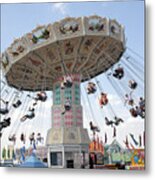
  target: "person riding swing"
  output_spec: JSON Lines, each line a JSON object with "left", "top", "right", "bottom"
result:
{"left": 61, "top": 98, "right": 71, "bottom": 115}
{"left": 0, "top": 99, "right": 9, "bottom": 115}
{"left": 8, "top": 134, "right": 16, "bottom": 143}
{"left": 129, "top": 80, "right": 137, "bottom": 90}
{"left": 87, "top": 82, "right": 97, "bottom": 94}
{"left": 13, "top": 99, "right": 22, "bottom": 108}
{"left": 129, "top": 108, "right": 138, "bottom": 118}
{"left": 135, "top": 106, "right": 145, "bottom": 118}
{"left": 61, "top": 75, "right": 73, "bottom": 89}
{"left": 113, "top": 66, "right": 124, "bottom": 80}
{"left": 99, "top": 92, "right": 108, "bottom": 108}
{"left": 1, "top": 117, "right": 11, "bottom": 128}
{"left": 139, "top": 97, "right": 145, "bottom": 112}
{"left": 114, "top": 116, "right": 124, "bottom": 126}
{"left": 124, "top": 93, "right": 134, "bottom": 106}
{"left": 105, "top": 117, "right": 114, "bottom": 127}
{"left": 20, "top": 107, "right": 35, "bottom": 122}
{"left": 35, "top": 91, "right": 47, "bottom": 102}
{"left": 89, "top": 121, "right": 100, "bottom": 135}
{"left": 33, "top": 91, "right": 47, "bottom": 106}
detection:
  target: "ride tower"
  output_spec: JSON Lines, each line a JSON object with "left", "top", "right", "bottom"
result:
{"left": 1, "top": 16, "right": 125, "bottom": 168}
{"left": 46, "top": 74, "right": 90, "bottom": 168}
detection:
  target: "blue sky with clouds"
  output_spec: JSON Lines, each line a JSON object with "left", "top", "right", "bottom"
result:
{"left": 1, "top": 1, "right": 145, "bottom": 149}
{"left": 1, "top": 1, "right": 144, "bottom": 53}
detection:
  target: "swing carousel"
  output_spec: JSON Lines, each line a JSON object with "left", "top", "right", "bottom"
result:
{"left": 0, "top": 15, "right": 145, "bottom": 168}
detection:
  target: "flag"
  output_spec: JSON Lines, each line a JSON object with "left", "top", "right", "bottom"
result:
{"left": 130, "top": 133, "right": 138, "bottom": 146}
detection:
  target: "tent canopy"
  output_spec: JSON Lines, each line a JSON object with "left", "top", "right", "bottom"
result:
{"left": 20, "top": 153, "right": 47, "bottom": 168}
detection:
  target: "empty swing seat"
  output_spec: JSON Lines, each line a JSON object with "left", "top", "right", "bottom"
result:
{"left": 13, "top": 100, "right": 22, "bottom": 108}
{"left": 0, "top": 108, "right": 9, "bottom": 115}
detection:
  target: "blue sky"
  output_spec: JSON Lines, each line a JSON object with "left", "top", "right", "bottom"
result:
{"left": 0, "top": 1, "right": 145, "bottom": 149}
{"left": 1, "top": 1, "right": 144, "bottom": 54}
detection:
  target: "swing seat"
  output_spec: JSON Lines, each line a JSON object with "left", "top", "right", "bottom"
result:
{"left": 115, "top": 121, "right": 119, "bottom": 126}
{"left": 40, "top": 96, "right": 47, "bottom": 102}
{"left": 100, "top": 99, "right": 108, "bottom": 106}
{"left": 118, "top": 75, "right": 124, "bottom": 79}
{"left": 20, "top": 116, "right": 27, "bottom": 122}
{"left": 130, "top": 83, "right": 137, "bottom": 89}
{"left": 1, "top": 121, "right": 11, "bottom": 128}
{"left": 87, "top": 88, "right": 96, "bottom": 94}
{"left": 103, "top": 99, "right": 108, "bottom": 105}
{"left": 107, "top": 122, "right": 114, "bottom": 126}
{"left": 8, "top": 137, "right": 16, "bottom": 142}
{"left": 130, "top": 109, "right": 138, "bottom": 118}
{"left": 65, "top": 105, "right": 71, "bottom": 111}
{"left": 128, "top": 99, "right": 134, "bottom": 106}
{"left": 0, "top": 109, "right": 9, "bottom": 115}
{"left": 95, "top": 128, "right": 100, "bottom": 132}
{"left": 64, "top": 80, "right": 72, "bottom": 88}
{"left": 13, "top": 100, "right": 22, "bottom": 108}
{"left": 29, "top": 138, "right": 35, "bottom": 141}
{"left": 27, "top": 113, "right": 35, "bottom": 119}
{"left": 37, "top": 94, "right": 47, "bottom": 102}
{"left": 113, "top": 71, "right": 124, "bottom": 80}
{"left": 140, "top": 105, "right": 145, "bottom": 112}
{"left": 132, "top": 114, "right": 138, "bottom": 118}
{"left": 0, "top": 123, "right": 3, "bottom": 131}
{"left": 8, "top": 137, "right": 12, "bottom": 141}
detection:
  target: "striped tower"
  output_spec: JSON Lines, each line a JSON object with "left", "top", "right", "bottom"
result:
{"left": 46, "top": 74, "right": 90, "bottom": 168}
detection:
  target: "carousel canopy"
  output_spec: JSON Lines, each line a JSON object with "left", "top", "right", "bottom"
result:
{"left": 1, "top": 15, "right": 125, "bottom": 91}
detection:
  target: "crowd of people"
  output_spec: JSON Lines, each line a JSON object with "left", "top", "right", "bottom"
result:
{"left": 8, "top": 132, "right": 44, "bottom": 145}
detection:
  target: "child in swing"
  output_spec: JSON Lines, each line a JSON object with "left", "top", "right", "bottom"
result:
{"left": 89, "top": 121, "right": 100, "bottom": 135}
{"left": 61, "top": 75, "right": 73, "bottom": 89}
{"left": 99, "top": 92, "right": 108, "bottom": 108}
{"left": 20, "top": 107, "right": 35, "bottom": 122}
{"left": 87, "top": 82, "right": 96, "bottom": 94}
{"left": 61, "top": 98, "right": 71, "bottom": 115}
{"left": 0, "top": 99, "right": 9, "bottom": 115}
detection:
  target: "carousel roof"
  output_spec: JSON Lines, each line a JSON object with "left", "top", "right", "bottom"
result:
{"left": 1, "top": 15, "right": 125, "bottom": 91}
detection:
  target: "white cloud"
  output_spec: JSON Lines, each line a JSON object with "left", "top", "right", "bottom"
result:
{"left": 52, "top": 3, "right": 69, "bottom": 16}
